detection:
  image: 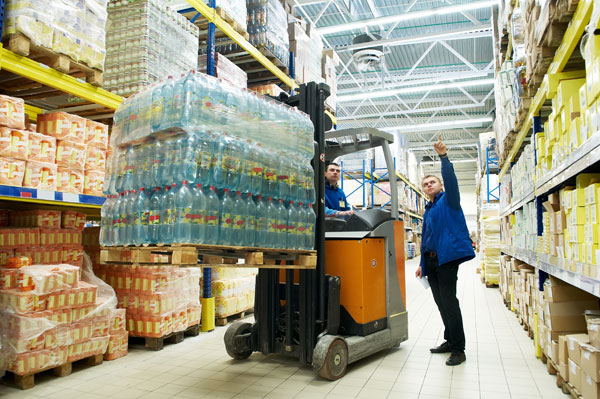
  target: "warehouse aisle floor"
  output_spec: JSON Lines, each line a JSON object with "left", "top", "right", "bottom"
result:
{"left": 1, "top": 256, "right": 568, "bottom": 399}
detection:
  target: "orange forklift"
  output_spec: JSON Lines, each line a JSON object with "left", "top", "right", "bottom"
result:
{"left": 224, "top": 83, "right": 408, "bottom": 380}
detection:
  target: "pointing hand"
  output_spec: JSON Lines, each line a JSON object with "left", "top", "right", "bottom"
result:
{"left": 433, "top": 134, "right": 447, "bottom": 156}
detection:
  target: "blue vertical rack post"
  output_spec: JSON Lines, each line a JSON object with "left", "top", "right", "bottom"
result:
{"left": 200, "top": 0, "right": 217, "bottom": 333}
{"left": 486, "top": 147, "right": 500, "bottom": 202}
{"left": 340, "top": 160, "right": 367, "bottom": 208}
{"left": 0, "top": 0, "right": 5, "bottom": 38}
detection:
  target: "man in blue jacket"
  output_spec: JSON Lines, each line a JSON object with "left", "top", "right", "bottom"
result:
{"left": 324, "top": 162, "right": 356, "bottom": 217}
{"left": 415, "top": 135, "right": 475, "bottom": 366}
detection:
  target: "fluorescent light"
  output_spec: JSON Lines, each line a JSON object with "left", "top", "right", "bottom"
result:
{"left": 381, "top": 118, "right": 493, "bottom": 133}
{"left": 338, "top": 78, "right": 494, "bottom": 102}
{"left": 317, "top": 0, "right": 500, "bottom": 35}
{"left": 421, "top": 159, "right": 478, "bottom": 165}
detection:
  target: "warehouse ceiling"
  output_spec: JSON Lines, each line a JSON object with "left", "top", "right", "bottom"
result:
{"left": 295, "top": 0, "right": 496, "bottom": 186}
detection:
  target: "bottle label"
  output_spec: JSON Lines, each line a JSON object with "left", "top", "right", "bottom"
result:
{"left": 125, "top": 164, "right": 135, "bottom": 175}
{"left": 133, "top": 214, "right": 141, "bottom": 226}
{"left": 289, "top": 175, "right": 297, "bottom": 186}
{"left": 250, "top": 163, "right": 263, "bottom": 177}
{"left": 287, "top": 224, "right": 296, "bottom": 234}
{"left": 163, "top": 209, "right": 174, "bottom": 224}
{"left": 269, "top": 218, "right": 277, "bottom": 233}
{"left": 120, "top": 214, "right": 127, "bottom": 227}
{"left": 246, "top": 215, "right": 256, "bottom": 230}
{"left": 222, "top": 156, "right": 238, "bottom": 172}
{"left": 192, "top": 212, "right": 206, "bottom": 225}
{"left": 232, "top": 215, "right": 244, "bottom": 230}
{"left": 197, "top": 151, "right": 211, "bottom": 170}
{"left": 297, "top": 223, "right": 306, "bottom": 233}
{"left": 141, "top": 211, "right": 150, "bottom": 225}
{"left": 257, "top": 216, "right": 266, "bottom": 230}
{"left": 180, "top": 208, "right": 192, "bottom": 224}
{"left": 205, "top": 211, "right": 218, "bottom": 226}
{"left": 277, "top": 174, "right": 289, "bottom": 183}
{"left": 265, "top": 172, "right": 276, "bottom": 182}
{"left": 221, "top": 213, "right": 233, "bottom": 228}
{"left": 277, "top": 221, "right": 286, "bottom": 232}
{"left": 149, "top": 211, "right": 160, "bottom": 225}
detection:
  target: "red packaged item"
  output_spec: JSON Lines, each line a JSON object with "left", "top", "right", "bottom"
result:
{"left": 56, "top": 141, "right": 85, "bottom": 169}
{"left": 84, "top": 170, "right": 104, "bottom": 196}
{"left": 57, "top": 167, "right": 84, "bottom": 194}
{"left": 37, "top": 112, "right": 85, "bottom": 143}
{"left": 0, "top": 157, "right": 25, "bottom": 186}
{"left": 62, "top": 246, "right": 84, "bottom": 267}
{"left": 9, "top": 210, "right": 61, "bottom": 228}
{"left": 0, "top": 228, "right": 41, "bottom": 247}
{"left": 0, "top": 127, "right": 28, "bottom": 160}
{"left": 39, "top": 229, "right": 62, "bottom": 247}
{"left": 0, "top": 247, "right": 14, "bottom": 266}
{"left": 0, "top": 95, "right": 25, "bottom": 129}
{"left": 61, "top": 211, "right": 86, "bottom": 230}
{"left": 61, "top": 229, "right": 82, "bottom": 246}
{"left": 84, "top": 146, "right": 106, "bottom": 171}
{"left": 23, "top": 161, "right": 57, "bottom": 190}
{"left": 0, "top": 268, "right": 17, "bottom": 289}
{"left": 84, "top": 120, "right": 108, "bottom": 150}
{"left": 27, "top": 132, "right": 57, "bottom": 163}
{"left": 6, "top": 256, "right": 32, "bottom": 268}
{"left": 26, "top": 122, "right": 37, "bottom": 132}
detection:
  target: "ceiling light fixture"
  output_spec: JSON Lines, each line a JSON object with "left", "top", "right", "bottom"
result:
{"left": 381, "top": 118, "right": 493, "bottom": 133}
{"left": 421, "top": 159, "right": 478, "bottom": 165}
{"left": 338, "top": 78, "right": 494, "bottom": 102}
{"left": 316, "top": 0, "right": 500, "bottom": 35}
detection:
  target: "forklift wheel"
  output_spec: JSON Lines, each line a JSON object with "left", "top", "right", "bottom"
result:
{"left": 318, "top": 338, "right": 348, "bottom": 380}
{"left": 224, "top": 322, "right": 253, "bottom": 360}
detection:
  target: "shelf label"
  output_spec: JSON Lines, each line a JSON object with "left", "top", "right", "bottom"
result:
{"left": 37, "top": 189, "right": 54, "bottom": 200}
{"left": 62, "top": 193, "right": 79, "bottom": 203}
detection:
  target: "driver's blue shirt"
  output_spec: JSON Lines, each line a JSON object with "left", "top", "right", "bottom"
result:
{"left": 325, "top": 182, "right": 350, "bottom": 216}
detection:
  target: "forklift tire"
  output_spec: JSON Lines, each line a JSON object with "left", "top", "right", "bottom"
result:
{"left": 318, "top": 338, "right": 348, "bottom": 380}
{"left": 224, "top": 322, "right": 253, "bottom": 360}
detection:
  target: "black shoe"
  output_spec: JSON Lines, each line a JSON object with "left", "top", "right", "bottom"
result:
{"left": 446, "top": 351, "right": 466, "bottom": 366}
{"left": 430, "top": 341, "right": 452, "bottom": 353}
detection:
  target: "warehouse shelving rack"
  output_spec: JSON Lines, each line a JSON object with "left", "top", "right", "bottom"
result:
{"left": 494, "top": 0, "right": 600, "bottom": 298}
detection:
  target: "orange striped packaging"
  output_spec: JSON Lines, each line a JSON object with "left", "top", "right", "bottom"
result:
{"left": 27, "top": 132, "right": 56, "bottom": 163}
{"left": 0, "top": 127, "right": 28, "bottom": 160}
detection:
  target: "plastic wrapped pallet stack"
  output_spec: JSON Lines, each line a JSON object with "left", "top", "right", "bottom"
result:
{"left": 198, "top": 53, "right": 248, "bottom": 89}
{"left": 104, "top": 0, "right": 200, "bottom": 96}
{"left": 202, "top": 267, "right": 256, "bottom": 320}
{"left": 3, "top": 0, "right": 108, "bottom": 70}
{"left": 480, "top": 204, "right": 501, "bottom": 284}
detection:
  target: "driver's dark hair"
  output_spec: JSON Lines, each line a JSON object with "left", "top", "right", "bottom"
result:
{"left": 422, "top": 175, "right": 441, "bottom": 184}
{"left": 325, "top": 161, "right": 340, "bottom": 171}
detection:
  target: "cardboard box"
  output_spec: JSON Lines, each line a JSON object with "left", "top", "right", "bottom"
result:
{"left": 552, "top": 340, "right": 559, "bottom": 363}
{"left": 583, "top": 371, "right": 600, "bottom": 399}
{"left": 560, "top": 335, "right": 569, "bottom": 364}
{"left": 546, "top": 301, "right": 599, "bottom": 331}
{"left": 544, "top": 277, "right": 598, "bottom": 302}
{"left": 582, "top": 344, "right": 600, "bottom": 382}
{"left": 569, "top": 334, "right": 591, "bottom": 365}
{"left": 571, "top": 359, "right": 583, "bottom": 392}
{"left": 589, "top": 319, "right": 600, "bottom": 349}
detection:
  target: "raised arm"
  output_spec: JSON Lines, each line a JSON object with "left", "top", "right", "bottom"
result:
{"left": 434, "top": 134, "right": 461, "bottom": 209}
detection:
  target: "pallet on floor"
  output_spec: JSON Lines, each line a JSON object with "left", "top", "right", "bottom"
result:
{"left": 216, "top": 308, "right": 254, "bottom": 327}
{"left": 187, "top": 7, "right": 250, "bottom": 40}
{"left": 3, "top": 353, "right": 103, "bottom": 390}
{"left": 2, "top": 33, "right": 103, "bottom": 86}
{"left": 129, "top": 323, "right": 200, "bottom": 351}
{"left": 100, "top": 246, "right": 198, "bottom": 265}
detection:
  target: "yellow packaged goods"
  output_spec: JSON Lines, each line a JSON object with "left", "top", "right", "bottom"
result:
{"left": 27, "top": 132, "right": 57, "bottom": 164}
{"left": 57, "top": 167, "right": 84, "bottom": 194}
{"left": 84, "top": 145, "right": 106, "bottom": 171}
{"left": 557, "top": 79, "right": 586, "bottom": 112}
{"left": 38, "top": 113, "right": 85, "bottom": 143}
{"left": 56, "top": 140, "right": 86, "bottom": 169}
{"left": 0, "top": 95, "right": 25, "bottom": 130}
{"left": 84, "top": 120, "right": 109, "bottom": 150}
{"left": 23, "top": 161, "right": 57, "bottom": 191}
{"left": 0, "top": 127, "right": 28, "bottom": 160}
{"left": 0, "top": 157, "right": 25, "bottom": 186}
{"left": 84, "top": 170, "right": 104, "bottom": 196}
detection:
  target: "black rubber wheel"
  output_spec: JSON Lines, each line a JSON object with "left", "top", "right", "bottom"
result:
{"left": 318, "top": 338, "right": 348, "bottom": 380}
{"left": 224, "top": 322, "right": 253, "bottom": 360}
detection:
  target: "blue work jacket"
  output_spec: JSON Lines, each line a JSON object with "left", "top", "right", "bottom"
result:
{"left": 325, "top": 182, "right": 350, "bottom": 216}
{"left": 420, "top": 157, "right": 475, "bottom": 275}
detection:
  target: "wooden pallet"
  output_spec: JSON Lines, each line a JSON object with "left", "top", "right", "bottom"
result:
{"left": 129, "top": 323, "right": 200, "bottom": 351}
{"left": 2, "top": 33, "right": 103, "bottom": 86}
{"left": 100, "top": 246, "right": 198, "bottom": 265}
{"left": 3, "top": 353, "right": 103, "bottom": 390}
{"left": 190, "top": 7, "right": 250, "bottom": 41}
{"left": 228, "top": 46, "right": 290, "bottom": 76}
{"left": 216, "top": 308, "right": 254, "bottom": 326}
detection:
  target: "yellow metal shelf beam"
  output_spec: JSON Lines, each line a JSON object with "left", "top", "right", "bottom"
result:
{"left": 0, "top": 196, "right": 101, "bottom": 209}
{"left": 0, "top": 46, "right": 123, "bottom": 110}
{"left": 24, "top": 104, "right": 43, "bottom": 122}
{"left": 185, "top": 0, "right": 298, "bottom": 90}
{"left": 499, "top": 0, "right": 593, "bottom": 178}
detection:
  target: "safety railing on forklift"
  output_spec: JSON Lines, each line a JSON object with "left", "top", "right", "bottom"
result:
{"left": 340, "top": 158, "right": 423, "bottom": 219}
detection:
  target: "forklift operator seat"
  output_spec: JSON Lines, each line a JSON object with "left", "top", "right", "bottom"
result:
{"left": 325, "top": 208, "right": 393, "bottom": 233}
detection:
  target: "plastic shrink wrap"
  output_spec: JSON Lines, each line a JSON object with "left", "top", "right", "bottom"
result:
{"left": 480, "top": 205, "right": 501, "bottom": 285}
{"left": 203, "top": 267, "right": 256, "bottom": 318}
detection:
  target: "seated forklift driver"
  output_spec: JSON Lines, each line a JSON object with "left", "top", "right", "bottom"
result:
{"left": 415, "top": 134, "right": 475, "bottom": 367}
{"left": 324, "top": 161, "right": 356, "bottom": 218}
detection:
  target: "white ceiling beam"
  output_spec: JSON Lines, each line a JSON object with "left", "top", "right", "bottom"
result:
{"left": 380, "top": 117, "right": 493, "bottom": 134}
{"left": 316, "top": 0, "right": 498, "bottom": 35}
{"left": 338, "top": 70, "right": 493, "bottom": 89}
{"left": 337, "top": 102, "right": 487, "bottom": 121}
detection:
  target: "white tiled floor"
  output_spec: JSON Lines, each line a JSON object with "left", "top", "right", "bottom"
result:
{"left": 0, "top": 256, "right": 569, "bottom": 399}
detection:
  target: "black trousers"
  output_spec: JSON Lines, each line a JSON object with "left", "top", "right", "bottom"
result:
{"left": 425, "top": 256, "right": 465, "bottom": 353}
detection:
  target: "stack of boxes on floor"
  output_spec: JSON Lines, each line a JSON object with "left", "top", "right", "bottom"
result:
{"left": 94, "top": 264, "right": 201, "bottom": 339}
{"left": 0, "top": 210, "right": 85, "bottom": 270}
{"left": 0, "top": 94, "right": 109, "bottom": 196}
{"left": 0, "top": 255, "right": 123, "bottom": 376}
{"left": 206, "top": 267, "right": 256, "bottom": 319}
{"left": 479, "top": 204, "right": 501, "bottom": 284}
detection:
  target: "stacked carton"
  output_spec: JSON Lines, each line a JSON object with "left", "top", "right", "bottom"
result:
{"left": 0, "top": 256, "right": 118, "bottom": 377}
{"left": 198, "top": 53, "right": 248, "bottom": 89}
{"left": 322, "top": 49, "right": 339, "bottom": 111}
{"left": 288, "top": 19, "right": 323, "bottom": 85}
{"left": 204, "top": 267, "right": 256, "bottom": 318}
{"left": 480, "top": 204, "right": 501, "bottom": 284}
{"left": 94, "top": 265, "right": 201, "bottom": 338}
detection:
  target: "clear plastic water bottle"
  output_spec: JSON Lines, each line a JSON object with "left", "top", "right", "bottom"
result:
{"left": 151, "top": 79, "right": 164, "bottom": 131}
{"left": 307, "top": 203, "right": 316, "bottom": 250}
{"left": 214, "top": 134, "right": 241, "bottom": 190}
{"left": 245, "top": 193, "right": 257, "bottom": 247}
{"left": 123, "top": 147, "right": 137, "bottom": 192}
{"left": 191, "top": 183, "right": 207, "bottom": 244}
{"left": 161, "top": 138, "right": 177, "bottom": 187}
{"left": 179, "top": 133, "right": 198, "bottom": 184}
{"left": 103, "top": 152, "right": 116, "bottom": 195}
{"left": 255, "top": 195, "right": 268, "bottom": 248}
{"left": 169, "top": 74, "right": 185, "bottom": 128}
{"left": 116, "top": 192, "right": 127, "bottom": 245}
{"left": 264, "top": 157, "right": 278, "bottom": 198}
{"left": 219, "top": 188, "right": 234, "bottom": 245}
{"left": 175, "top": 180, "right": 193, "bottom": 243}
{"left": 110, "top": 195, "right": 120, "bottom": 246}
{"left": 245, "top": 141, "right": 264, "bottom": 195}
{"left": 125, "top": 189, "right": 137, "bottom": 245}
{"left": 288, "top": 161, "right": 299, "bottom": 202}
{"left": 276, "top": 199, "right": 288, "bottom": 249}
{"left": 151, "top": 140, "right": 164, "bottom": 188}
{"left": 181, "top": 70, "right": 198, "bottom": 127}
{"left": 232, "top": 191, "right": 246, "bottom": 245}
{"left": 286, "top": 201, "right": 299, "bottom": 249}
{"left": 204, "top": 186, "right": 220, "bottom": 245}
{"left": 160, "top": 184, "right": 177, "bottom": 244}
{"left": 115, "top": 149, "right": 126, "bottom": 194}
{"left": 149, "top": 187, "right": 162, "bottom": 244}
{"left": 135, "top": 144, "right": 150, "bottom": 191}
{"left": 134, "top": 187, "right": 151, "bottom": 245}
{"left": 195, "top": 131, "right": 214, "bottom": 186}
{"left": 277, "top": 158, "right": 291, "bottom": 200}
{"left": 158, "top": 75, "right": 174, "bottom": 131}
{"left": 100, "top": 195, "right": 115, "bottom": 246}
{"left": 296, "top": 203, "right": 306, "bottom": 250}
{"left": 266, "top": 197, "right": 277, "bottom": 248}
